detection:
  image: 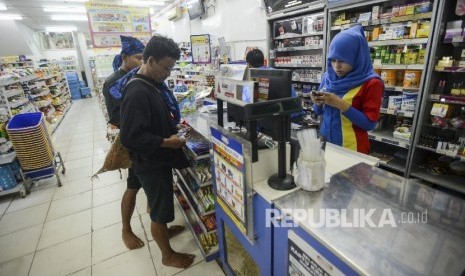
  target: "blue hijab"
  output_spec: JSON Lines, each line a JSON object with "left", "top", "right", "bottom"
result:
{"left": 109, "top": 67, "right": 181, "bottom": 125}
{"left": 112, "top": 35, "right": 145, "bottom": 72}
{"left": 321, "top": 25, "right": 380, "bottom": 96}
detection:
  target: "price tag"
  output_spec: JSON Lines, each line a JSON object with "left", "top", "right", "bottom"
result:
{"left": 452, "top": 36, "right": 464, "bottom": 43}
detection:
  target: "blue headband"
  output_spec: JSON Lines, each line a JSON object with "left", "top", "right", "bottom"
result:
{"left": 112, "top": 35, "right": 145, "bottom": 71}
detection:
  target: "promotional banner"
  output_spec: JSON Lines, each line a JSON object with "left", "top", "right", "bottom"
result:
{"left": 211, "top": 126, "right": 247, "bottom": 233}
{"left": 86, "top": 2, "right": 151, "bottom": 47}
{"left": 190, "top": 34, "right": 211, "bottom": 64}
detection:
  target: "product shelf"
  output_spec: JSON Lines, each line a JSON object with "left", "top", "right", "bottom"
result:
{"left": 379, "top": 157, "right": 407, "bottom": 174}
{"left": 429, "top": 95, "right": 465, "bottom": 105}
{"left": 369, "top": 129, "right": 410, "bottom": 149}
{"left": 275, "top": 45, "right": 324, "bottom": 52}
{"left": 373, "top": 64, "right": 424, "bottom": 70}
{"left": 28, "top": 81, "right": 46, "bottom": 90}
{"left": 416, "top": 144, "right": 465, "bottom": 162}
{"left": 380, "top": 108, "right": 414, "bottom": 118}
{"left": 175, "top": 169, "right": 216, "bottom": 218}
{"left": 275, "top": 63, "right": 323, "bottom": 68}
{"left": 174, "top": 193, "right": 219, "bottom": 261}
{"left": 10, "top": 98, "right": 29, "bottom": 109}
{"left": 0, "top": 75, "right": 37, "bottom": 87}
{"left": 410, "top": 166, "right": 465, "bottom": 195}
{"left": 274, "top": 31, "right": 324, "bottom": 40}
{"left": 30, "top": 89, "right": 51, "bottom": 99}
{"left": 186, "top": 167, "right": 212, "bottom": 187}
{"left": 292, "top": 78, "right": 321, "bottom": 83}
{"left": 50, "top": 103, "right": 72, "bottom": 134}
{"left": 368, "top": 38, "right": 429, "bottom": 47}
{"left": 3, "top": 88, "right": 24, "bottom": 98}
{"left": 331, "top": 12, "right": 432, "bottom": 31}
{"left": 0, "top": 151, "right": 16, "bottom": 165}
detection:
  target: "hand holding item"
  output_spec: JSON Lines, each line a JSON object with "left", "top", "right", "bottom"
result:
{"left": 312, "top": 91, "right": 350, "bottom": 112}
{"left": 163, "top": 134, "right": 186, "bottom": 149}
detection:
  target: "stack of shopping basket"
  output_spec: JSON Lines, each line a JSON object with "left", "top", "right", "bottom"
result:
{"left": 6, "top": 112, "right": 65, "bottom": 186}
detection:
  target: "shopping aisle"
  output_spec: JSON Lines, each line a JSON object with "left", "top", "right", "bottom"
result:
{"left": 0, "top": 98, "right": 225, "bottom": 276}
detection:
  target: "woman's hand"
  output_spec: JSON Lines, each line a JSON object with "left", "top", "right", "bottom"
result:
{"left": 312, "top": 91, "right": 350, "bottom": 112}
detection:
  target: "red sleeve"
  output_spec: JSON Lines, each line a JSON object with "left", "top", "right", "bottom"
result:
{"left": 360, "top": 78, "right": 384, "bottom": 122}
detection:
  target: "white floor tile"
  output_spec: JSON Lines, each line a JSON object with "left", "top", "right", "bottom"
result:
{"left": 148, "top": 230, "right": 204, "bottom": 276}
{"left": 176, "top": 260, "right": 225, "bottom": 276}
{"left": 0, "top": 203, "right": 48, "bottom": 236}
{"left": 38, "top": 209, "right": 91, "bottom": 250}
{"left": 52, "top": 177, "right": 92, "bottom": 200}
{"left": 93, "top": 182, "right": 126, "bottom": 207}
{"left": 65, "top": 157, "right": 93, "bottom": 170}
{"left": 0, "top": 253, "right": 34, "bottom": 276}
{"left": 47, "top": 190, "right": 92, "bottom": 221}
{"left": 29, "top": 234, "right": 91, "bottom": 276}
{"left": 92, "top": 172, "right": 125, "bottom": 190}
{"left": 92, "top": 245, "right": 155, "bottom": 276}
{"left": 67, "top": 143, "right": 94, "bottom": 154}
{"left": 68, "top": 267, "right": 91, "bottom": 276}
{"left": 91, "top": 218, "right": 145, "bottom": 265}
{"left": 66, "top": 149, "right": 94, "bottom": 161}
{"left": 0, "top": 224, "right": 42, "bottom": 263}
{"left": 61, "top": 165, "right": 93, "bottom": 183}
{"left": 0, "top": 196, "right": 13, "bottom": 218}
{"left": 6, "top": 187, "right": 54, "bottom": 213}
{"left": 92, "top": 199, "right": 136, "bottom": 230}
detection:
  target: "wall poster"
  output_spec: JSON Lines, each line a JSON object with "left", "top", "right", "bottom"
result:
{"left": 190, "top": 34, "right": 211, "bottom": 64}
{"left": 85, "top": 2, "right": 151, "bottom": 48}
{"left": 211, "top": 126, "right": 247, "bottom": 234}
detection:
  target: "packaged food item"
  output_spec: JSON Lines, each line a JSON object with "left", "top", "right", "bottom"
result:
{"left": 403, "top": 70, "right": 421, "bottom": 88}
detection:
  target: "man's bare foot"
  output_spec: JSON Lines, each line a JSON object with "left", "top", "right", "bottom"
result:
{"left": 122, "top": 229, "right": 145, "bottom": 250}
{"left": 168, "top": 225, "right": 185, "bottom": 239}
{"left": 162, "top": 252, "right": 195, "bottom": 268}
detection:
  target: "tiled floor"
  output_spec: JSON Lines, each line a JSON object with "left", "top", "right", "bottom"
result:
{"left": 0, "top": 98, "right": 225, "bottom": 276}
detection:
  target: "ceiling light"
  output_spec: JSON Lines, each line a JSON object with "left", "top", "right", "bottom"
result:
{"left": 51, "top": 14, "right": 88, "bottom": 21}
{"left": 122, "top": 0, "right": 165, "bottom": 7}
{"left": 0, "top": 13, "right": 22, "bottom": 20}
{"left": 46, "top": 26, "right": 77, "bottom": 32}
{"left": 43, "top": 7, "right": 87, "bottom": 13}
{"left": 0, "top": 4, "right": 7, "bottom": 11}
{"left": 64, "top": 0, "right": 89, "bottom": 2}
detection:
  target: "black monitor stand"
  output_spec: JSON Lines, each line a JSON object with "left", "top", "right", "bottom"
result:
{"left": 218, "top": 97, "right": 301, "bottom": 191}
{"left": 267, "top": 114, "right": 295, "bottom": 191}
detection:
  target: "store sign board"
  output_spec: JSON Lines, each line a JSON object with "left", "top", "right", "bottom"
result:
{"left": 85, "top": 2, "right": 151, "bottom": 48}
{"left": 190, "top": 34, "right": 211, "bottom": 64}
{"left": 211, "top": 126, "right": 247, "bottom": 234}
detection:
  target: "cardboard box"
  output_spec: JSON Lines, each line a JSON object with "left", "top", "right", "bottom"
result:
{"left": 372, "top": 27, "right": 381, "bottom": 40}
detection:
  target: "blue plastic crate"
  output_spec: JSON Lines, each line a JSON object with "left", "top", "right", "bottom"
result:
{"left": 80, "top": 87, "right": 91, "bottom": 97}
{"left": 71, "top": 93, "right": 81, "bottom": 100}
{"left": 0, "top": 166, "right": 17, "bottom": 191}
{"left": 79, "top": 80, "right": 86, "bottom": 87}
{"left": 8, "top": 160, "right": 23, "bottom": 182}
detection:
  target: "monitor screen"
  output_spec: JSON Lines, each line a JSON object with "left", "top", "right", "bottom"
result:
{"left": 226, "top": 68, "right": 294, "bottom": 141}
{"left": 188, "top": 0, "right": 205, "bottom": 20}
{"left": 249, "top": 68, "right": 292, "bottom": 101}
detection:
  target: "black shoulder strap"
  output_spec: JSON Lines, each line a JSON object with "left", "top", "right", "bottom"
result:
{"left": 126, "top": 77, "right": 160, "bottom": 94}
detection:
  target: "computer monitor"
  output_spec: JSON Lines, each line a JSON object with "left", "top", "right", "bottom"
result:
{"left": 226, "top": 68, "right": 293, "bottom": 140}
